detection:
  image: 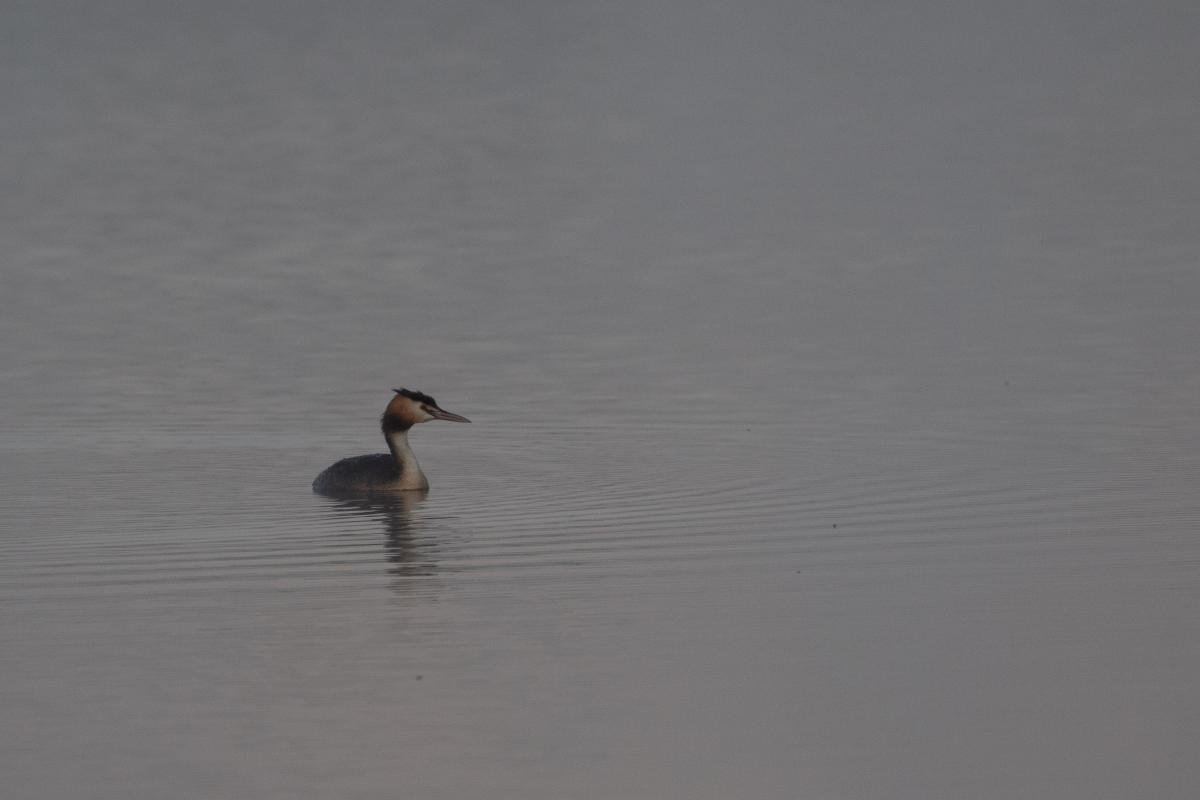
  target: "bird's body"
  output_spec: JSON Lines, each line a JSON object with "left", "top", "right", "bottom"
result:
{"left": 312, "top": 388, "right": 470, "bottom": 494}
{"left": 311, "top": 453, "right": 411, "bottom": 492}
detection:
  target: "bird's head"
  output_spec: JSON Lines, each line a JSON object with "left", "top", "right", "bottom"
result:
{"left": 382, "top": 388, "right": 471, "bottom": 432}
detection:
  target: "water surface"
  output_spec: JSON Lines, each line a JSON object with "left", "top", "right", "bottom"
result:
{"left": 3, "top": 3, "right": 1199, "bottom": 798}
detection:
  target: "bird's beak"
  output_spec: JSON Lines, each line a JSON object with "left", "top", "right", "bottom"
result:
{"left": 428, "top": 406, "right": 471, "bottom": 423}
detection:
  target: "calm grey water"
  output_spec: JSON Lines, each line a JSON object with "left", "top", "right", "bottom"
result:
{"left": 3, "top": 3, "right": 1199, "bottom": 798}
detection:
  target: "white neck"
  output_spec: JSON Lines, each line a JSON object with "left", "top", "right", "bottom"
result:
{"left": 386, "top": 430, "right": 429, "bottom": 490}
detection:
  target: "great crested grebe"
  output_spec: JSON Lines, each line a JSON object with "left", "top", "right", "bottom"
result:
{"left": 312, "top": 388, "right": 470, "bottom": 493}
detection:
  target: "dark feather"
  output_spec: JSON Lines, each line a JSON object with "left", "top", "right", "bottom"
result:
{"left": 312, "top": 453, "right": 399, "bottom": 492}
{"left": 393, "top": 387, "right": 438, "bottom": 407}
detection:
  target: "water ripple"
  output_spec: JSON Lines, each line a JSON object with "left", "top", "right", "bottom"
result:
{"left": 2, "top": 427, "right": 1191, "bottom": 607}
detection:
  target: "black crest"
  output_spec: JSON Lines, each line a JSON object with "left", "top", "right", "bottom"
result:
{"left": 393, "top": 387, "right": 437, "bottom": 407}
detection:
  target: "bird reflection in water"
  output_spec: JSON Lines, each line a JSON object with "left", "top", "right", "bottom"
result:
{"left": 317, "top": 489, "right": 437, "bottom": 578}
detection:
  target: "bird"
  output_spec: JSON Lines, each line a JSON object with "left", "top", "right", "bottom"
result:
{"left": 312, "top": 388, "right": 470, "bottom": 493}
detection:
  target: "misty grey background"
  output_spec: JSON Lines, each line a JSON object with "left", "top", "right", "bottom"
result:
{"left": 2, "top": 2, "right": 1198, "bottom": 798}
